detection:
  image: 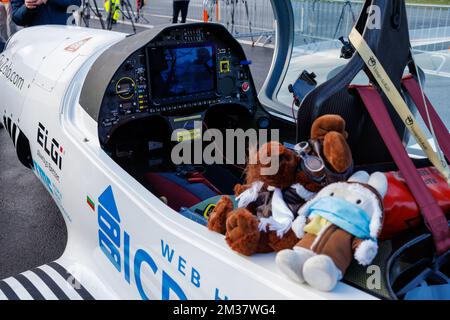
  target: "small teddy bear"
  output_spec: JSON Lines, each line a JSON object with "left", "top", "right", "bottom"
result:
{"left": 208, "top": 115, "right": 353, "bottom": 256}
{"left": 208, "top": 141, "right": 308, "bottom": 256}
{"left": 276, "top": 171, "right": 388, "bottom": 292}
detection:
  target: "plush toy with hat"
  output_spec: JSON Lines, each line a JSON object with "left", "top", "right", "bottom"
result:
{"left": 208, "top": 115, "right": 353, "bottom": 256}
{"left": 276, "top": 171, "right": 388, "bottom": 291}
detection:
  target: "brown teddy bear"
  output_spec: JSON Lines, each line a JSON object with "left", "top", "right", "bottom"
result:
{"left": 208, "top": 115, "right": 353, "bottom": 256}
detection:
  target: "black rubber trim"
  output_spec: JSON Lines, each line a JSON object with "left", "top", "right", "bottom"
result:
{"left": 11, "top": 123, "right": 17, "bottom": 147}
{"left": 6, "top": 117, "right": 11, "bottom": 136}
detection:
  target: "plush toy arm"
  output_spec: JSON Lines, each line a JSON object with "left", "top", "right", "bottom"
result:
{"left": 291, "top": 215, "right": 307, "bottom": 239}
{"left": 208, "top": 196, "right": 234, "bottom": 235}
{"left": 323, "top": 132, "right": 353, "bottom": 173}
{"left": 311, "top": 114, "right": 348, "bottom": 140}
{"left": 352, "top": 238, "right": 378, "bottom": 266}
{"left": 235, "top": 181, "right": 264, "bottom": 208}
{"left": 234, "top": 184, "right": 251, "bottom": 196}
{"left": 297, "top": 198, "right": 316, "bottom": 219}
{"left": 291, "top": 199, "right": 315, "bottom": 238}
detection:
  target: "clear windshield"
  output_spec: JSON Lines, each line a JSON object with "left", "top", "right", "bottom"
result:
{"left": 277, "top": 0, "right": 450, "bottom": 153}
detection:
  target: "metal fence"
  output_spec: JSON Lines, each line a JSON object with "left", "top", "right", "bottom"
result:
{"left": 187, "top": 0, "right": 276, "bottom": 45}
{"left": 291, "top": 1, "right": 450, "bottom": 49}
{"left": 289, "top": 1, "right": 450, "bottom": 77}
{"left": 291, "top": 0, "right": 360, "bottom": 45}
{"left": 190, "top": 1, "right": 450, "bottom": 52}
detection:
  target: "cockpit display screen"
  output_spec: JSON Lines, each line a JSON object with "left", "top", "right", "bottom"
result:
{"left": 148, "top": 44, "right": 216, "bottom": 101}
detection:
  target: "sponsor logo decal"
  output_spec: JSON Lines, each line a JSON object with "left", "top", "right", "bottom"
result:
{"left": 36, "top": 150, "right": 61, "bottom": 182}
{"left": 37, "top": 122, "right": 64, "bottom": 173}
{"left": 95, "top": 186, "right": 228, "bottom": 300}
{"left": 368, "top": 56, "right": 377, "bottom": 67}
{"left": 33, "top": 160, "right": 72, "bottom": 222}
{"left": 0, "top": 54, "right": 25, "bottom": 90}
{"left": 405, "top": 115, "right": 414, "bottom": 126}
{"left": 34, "top": 160, "right": 54, "bottom": 194}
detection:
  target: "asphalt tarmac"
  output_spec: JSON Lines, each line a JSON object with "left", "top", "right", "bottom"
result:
{"left": 0, "top": 128, "right": 67, "bottom": 280}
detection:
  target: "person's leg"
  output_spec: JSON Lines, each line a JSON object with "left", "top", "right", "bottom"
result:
{"left": 180, "top": 1, "right": 189, "bottom": 23}
{"left": 6, "top": 3, "right": 17, "bottom": 37}
{"left": 0, "top": 4, "right": 8, "bottom": 42}
{"left": 172, "top": 2, "right": 181, "bottom": 23}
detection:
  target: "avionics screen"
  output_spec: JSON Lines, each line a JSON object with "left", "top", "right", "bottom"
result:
{"left": 148, "top": 45, "right": 216, "bottom": 100}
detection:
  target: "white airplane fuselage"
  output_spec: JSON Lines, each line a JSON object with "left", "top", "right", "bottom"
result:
{"left": 0, "top": 25, "right": 375, "bottom": 300}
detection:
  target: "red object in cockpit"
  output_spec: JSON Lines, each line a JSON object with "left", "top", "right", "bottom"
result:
{"left": 381, "top": 167, "right": 450, "bottom": 239}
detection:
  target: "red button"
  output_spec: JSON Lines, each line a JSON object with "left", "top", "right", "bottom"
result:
{"left": 242, "top": 82, "right": 250, "bottom": 92}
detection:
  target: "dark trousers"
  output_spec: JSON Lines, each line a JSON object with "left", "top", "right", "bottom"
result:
{"left": 172, "top": 1, "right": 189, "bottom": 23}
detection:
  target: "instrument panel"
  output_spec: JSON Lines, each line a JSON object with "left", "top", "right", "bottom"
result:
{"left": 98, "top": 25, "right": 260, "bottom": 142}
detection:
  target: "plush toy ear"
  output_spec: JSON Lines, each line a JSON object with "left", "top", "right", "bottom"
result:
{"left": 368, "top": 172, "right": 388, "bottom": 199}
{"left": 348, "top": 171, "right": 370, "bottom": 184}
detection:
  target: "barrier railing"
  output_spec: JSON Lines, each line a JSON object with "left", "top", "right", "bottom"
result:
{"left": 288, "top": 0, "right": 450, "bottom": 77}
{"left": 291, "top": 1, "right": 450, "bottom": 47}
{"left": 193, "top": 0, "right": 276, "bottom": 46}
{"left": 194, "top": 1, "right": 450, "bottom": 53}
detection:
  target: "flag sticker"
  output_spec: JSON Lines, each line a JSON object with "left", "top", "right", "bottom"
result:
{"left": 87, "top": 196, "right": 95, "bottom": 211}
{"left": 64, "top": 37, "right": 92, "bottom": 52}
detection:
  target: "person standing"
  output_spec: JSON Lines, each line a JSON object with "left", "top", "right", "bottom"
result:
{"left": 0, "top": 2, "right": 7, "bottom": 42}
{"left": 11, "top": 0, "right": 81, "bottom": 27}
{"left": 1, "top": 0, "right": 17, "bottom": 41}
{"left": 172, "top": 0, "right": 189, "bottom": 24}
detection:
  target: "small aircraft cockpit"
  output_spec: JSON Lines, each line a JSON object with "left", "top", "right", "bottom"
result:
{"left": 80, "top": 23, "right": 288, "bottom": 213}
